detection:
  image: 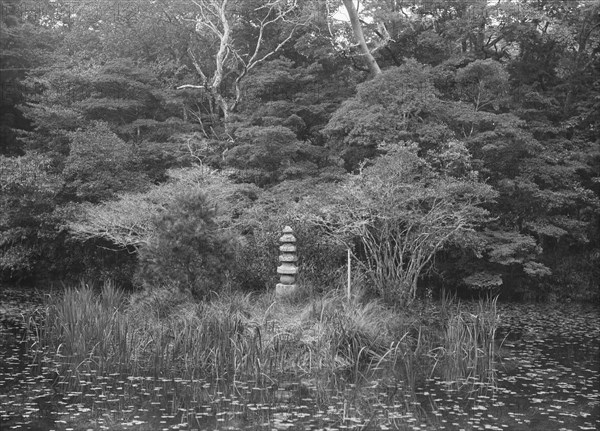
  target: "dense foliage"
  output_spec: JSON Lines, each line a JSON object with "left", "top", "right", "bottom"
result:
{"left": 1, "top": 0, "right": 598, "bottom": 302}
{"left": 135, "top": 191, "right": 235, "bottom": 299}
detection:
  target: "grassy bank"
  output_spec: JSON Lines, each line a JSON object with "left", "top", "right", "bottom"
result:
{"left": 29, "top": 282, "right": 499, "bottom": 393}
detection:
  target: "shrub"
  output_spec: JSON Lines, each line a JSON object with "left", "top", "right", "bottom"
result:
{"left": 300, "top": 143, "right": 496, "bottom": 305}
{"left": 135, "top": 190, "right": 235, "bottom": 298}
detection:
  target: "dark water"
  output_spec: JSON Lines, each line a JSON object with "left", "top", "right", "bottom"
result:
{"left": 1, "top": 287, "right": 598, "bottom": 430}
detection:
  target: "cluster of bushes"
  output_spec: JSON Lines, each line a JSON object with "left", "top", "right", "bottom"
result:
{"left": 59, "top": 140, "right": 497, "bottom": 305}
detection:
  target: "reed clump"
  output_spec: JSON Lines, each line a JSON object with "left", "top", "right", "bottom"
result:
{"left": 32, "top": 281, "right": 500, "bottom": 392}
{"left": 429, "top": 295, "right": 499, "bottom": 387}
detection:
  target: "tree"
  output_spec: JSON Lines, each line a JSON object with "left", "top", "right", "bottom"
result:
{"left": 135, "top": 190, "right": 235, "bottom": 298}
{"left": 4, "top": 0, "right": 597, "bottom": 300}
{"left": 341, "top": 0, "right": 381, "bottom": 76}
{"left": 63, "top": 122, "right": 149, "bottom": 202}
{"left": 0, "top": 153, "right": 61, "bottom": 281}
{"left": 323, "top": 60, "right": 449, "bottom": 169}
{"left": 0, "top": 0, "right": 60, "bottom": 156}
{"left": 68, "top": 167, "right": 261, "bottom": 248}
{"left": 321, "top": 48, "right": 599, "bottom": 299}
{"left": 176, "top": 0, "right": 309, "bottom": 122}
{"left": 20, "top": 57, "right": 195, "bottom": 192}
{"left": 67, "top": 166, "right": 258, "bottom": 296}
{"left": 302, "top": 142, "right": 496, "bottom": 305}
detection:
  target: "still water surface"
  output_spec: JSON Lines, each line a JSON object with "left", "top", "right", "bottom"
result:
{"left": 1, "top": 287, "right": 598, "bottom": 430}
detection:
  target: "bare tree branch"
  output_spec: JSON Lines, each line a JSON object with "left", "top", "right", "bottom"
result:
{"left": 177, "top": 0, "right": 306, "bottom": 122}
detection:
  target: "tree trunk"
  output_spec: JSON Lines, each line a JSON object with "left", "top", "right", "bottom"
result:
{"left": 342, "top": 0, "right": 381, "bottom": 77}
{"left": 211, "top": 0, "right": 231, "bottom": 121}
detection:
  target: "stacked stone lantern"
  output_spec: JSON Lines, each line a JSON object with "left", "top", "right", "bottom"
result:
{"left": 276, "top": 226, "right": 298, "bottom": 297}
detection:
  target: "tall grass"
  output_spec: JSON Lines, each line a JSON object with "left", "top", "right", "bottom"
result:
{"left": 31, "top": 281, "right": 500, "bottom": 395}
{"left": 36, "top": 281, "right": 128, "bottom": 373}
{"left": 34, "top": 283, "right": 281, "bottom": 382}
{"left": 430, "top": 295, "right": 499, "bottom": 387}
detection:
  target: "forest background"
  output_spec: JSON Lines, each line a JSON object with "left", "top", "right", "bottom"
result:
{"left": 1, "top": 0, "right": 598, "bottom": 304}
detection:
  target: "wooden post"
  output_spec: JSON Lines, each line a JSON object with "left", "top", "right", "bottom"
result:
{"left": 347, "top": 248, "right": 351, "bottom": 300}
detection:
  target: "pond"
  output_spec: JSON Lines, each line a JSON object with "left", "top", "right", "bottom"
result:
{"left": 1, "top": 286, "right": 598, "bottom": 431}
